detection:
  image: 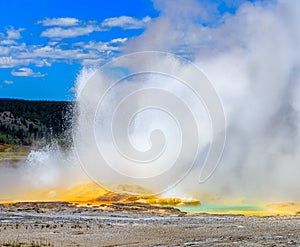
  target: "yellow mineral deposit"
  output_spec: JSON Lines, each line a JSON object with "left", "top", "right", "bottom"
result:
{"left": 15, "top": 182, "right": 200, "bottom": 207}
{"left": 266, "top": 202, "right": 300, "bottom": 216}
{"left": 2, "top": 182, "right": 300, "bottom": 216}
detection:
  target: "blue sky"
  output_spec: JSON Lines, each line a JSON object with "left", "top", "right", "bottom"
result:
{"left": 0, "top": 0, "right": 267, "bottom": 101}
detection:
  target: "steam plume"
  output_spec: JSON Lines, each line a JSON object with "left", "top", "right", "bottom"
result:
{"left": 1, "top": 0, "right": 300, "bottom": 203}
{"left": 124, "top": 0, "right": 300, "bottom": 201}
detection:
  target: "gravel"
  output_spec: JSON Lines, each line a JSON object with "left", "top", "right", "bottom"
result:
{"left": 0, "top": 202, "right": 299, "bottom": 246}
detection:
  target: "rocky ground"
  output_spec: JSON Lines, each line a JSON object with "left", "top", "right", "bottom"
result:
{"left": 0, "top": 202, "right": 299, "bottom": 246}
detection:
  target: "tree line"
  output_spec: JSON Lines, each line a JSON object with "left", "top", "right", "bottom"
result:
{"left": 0, "top": 98, "right": 74, "bottom": 146}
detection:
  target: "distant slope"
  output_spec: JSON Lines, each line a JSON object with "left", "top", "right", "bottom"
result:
{"left": 0, "top": 98, "right": 73, "bottom": 146}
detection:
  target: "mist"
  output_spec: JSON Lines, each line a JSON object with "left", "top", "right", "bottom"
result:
{"left": 122, "top": 0, "right": 300, "bottom": 201}
{"left": 1, "top": 0, "right": 300, "bottom": 203}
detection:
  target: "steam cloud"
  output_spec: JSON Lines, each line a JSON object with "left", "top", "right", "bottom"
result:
{"left": 1, "top": 0, "right": 300, "bottom": 203}
{"left": 124, "top": 0, "right": 300, "bottom": 201}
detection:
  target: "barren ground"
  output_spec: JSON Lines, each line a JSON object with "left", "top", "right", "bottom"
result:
{"left": 0, "top": 202, "right": 299, "bottom": 246}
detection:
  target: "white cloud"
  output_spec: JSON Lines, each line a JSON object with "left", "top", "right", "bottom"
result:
{"left": 41, "top": 26, "right": 101, "bottom": 39}
{"left": 0, "top": 56, "right": 30, "bottom": 68}
{"left": 0, "top": 30, "right": 126, "bottom": 68}
{"left": 11, "top": 67, "right": 45, "bottom": 77}
{"left": 0, "top": 37, "right": 125, "bottom": 67}
{"left": 0, "top": 40, "right": 17, "bottom": 45}
{"left": 101, "top": 16, "right": 151, "bottom": 30}
{"left": 78, "top": 40, "right": 122, "bottom": 52}
{"left": 0, "top": 46, "right": 10, "bottom": 55}
{"left": 81, "top": 58, "right": 102, "bottom": 66}
{"left": 27, "top": 44, "right": 99, "bottom": 60}
{"left": 110, "top": 37, "right": 128, "bottom": 43}
{"left": 3, "top": 80, "right": 13, "bottom": 85}
{"left": 35, "top": 59, "right": 52, "bottom": 67}
{"left": 6, "top": 27, "right": 24, "bottom": 39}
{"left": 38, "top": 17, "right": 79, "bottom": 26}
{"left": 0, "top": 17, "right": 131, "bottom": 68}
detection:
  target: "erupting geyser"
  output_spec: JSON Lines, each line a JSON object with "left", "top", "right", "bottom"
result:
{"left": 1, "top": 0, "right": 300, "bottom": 216}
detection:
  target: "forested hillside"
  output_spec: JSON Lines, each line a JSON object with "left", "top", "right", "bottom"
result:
{"left": 0, "top": 99, "right": 73, "bottom": 146}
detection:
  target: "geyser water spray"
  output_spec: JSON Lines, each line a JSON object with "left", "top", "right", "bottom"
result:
{"left": 73, "top": 51, "right": 225, "bottom": 194}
